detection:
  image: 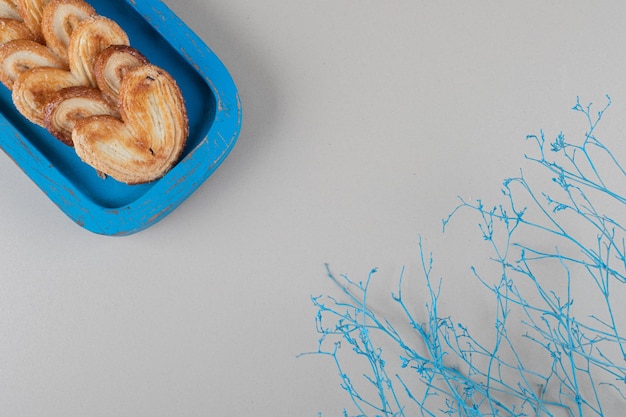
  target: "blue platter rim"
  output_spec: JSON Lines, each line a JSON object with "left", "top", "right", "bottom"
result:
{"left": 0, "top": 0, "right": 242, "bottom": 236}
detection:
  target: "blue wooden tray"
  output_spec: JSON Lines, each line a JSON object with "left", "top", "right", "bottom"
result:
{"left": 0, "top": 0, "right": 241, "bottom": 236}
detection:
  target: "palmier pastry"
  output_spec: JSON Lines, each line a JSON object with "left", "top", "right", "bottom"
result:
{"left": 67, "top": 15, "right": 129, "bottom": 87}
{"left": 44, "top": 86, "right": 119, "bottom": 145}
{"left": 41, "top": 0, "right": 96, "bottom": 64}
{"left": 12, "top": 66, "right": 79, "bottom": 125}
{"left": 0, "top": 18, "right": 36, "bottom": 45}
{"left": 0, "top": 39, "right": 67, "bottom": 88}
{"left": 16, "top": 0, "right": 49, "bottom": 43}
{"left": 93, "top": 45, "right": 149, "bottom": 104}
{"left": 72, "top": 64, "right": 188, "bottom": 184}
{"left": 0, "top": 0, "right": 21, "bottom": 20}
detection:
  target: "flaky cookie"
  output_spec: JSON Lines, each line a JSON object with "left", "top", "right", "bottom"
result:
{"left": 41, "top": 0, "right": 96, "bottom": 64}
{"left": 0, "top": 38, "right": 67, "bottom": 88}
{"left": 44, "top": 85, "right": 119, "bottom": 145}
{"left": 16, "top": 0, "right": 49, "bottom": 43}
{"left": 72, "top": 64, "right": 188, "bottom": 184}
{"left": 67, "top": 15, "right": 129, "bottom": 87}
{"left": 12, "top": 66, "right": 79, "bottom": 125}
{"left": 0, "top": 18, "right": 36, "bottom": 45}
{"left": 93, "top": 45, "right": 149, "bottom": 104}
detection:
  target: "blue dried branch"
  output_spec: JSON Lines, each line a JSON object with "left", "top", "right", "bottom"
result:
{"left": 306, "top": 97, "right": 626, "bottom": 416}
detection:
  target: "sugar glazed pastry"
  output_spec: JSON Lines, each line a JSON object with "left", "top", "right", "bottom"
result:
{"left": 13, "top": 66, "right": 80, "bottom": 126}
{"left": 93, "top": 45, "right": 149, "bottom": 104}
{"left": 73, "top": 65, "right": 188, "bottom": 184}
{"left": 0, "top": 39, "right": 66, "bottom": 88}
{"left": 44, "top": 85, "right": 118, "bottom": 145}
{"left": 0, "top": 1, "right": 37, "bottom": 55}
{"left": 16, "top": 0, "right": 50, "bottom": 43}
{"left": 0, "top": 0, "right": 188, "bottom": 184}
{"left": 41, "top": 0, "right": 96, "bottom": 64}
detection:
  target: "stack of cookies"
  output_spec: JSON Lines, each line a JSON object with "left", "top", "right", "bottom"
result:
{"left": 0, "top": 0, "right": 188, "bottom": 184}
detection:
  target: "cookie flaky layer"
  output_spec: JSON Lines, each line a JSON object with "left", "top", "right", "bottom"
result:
{"left": 44, "top": 85, "right": 119, "bottom": 145}
{"left": 94, "top": 45, "right": 149, "bottom": 104}
{"left": 0, "top": 0, "right": 22, "bottom": 21}
{"left": 12, "top": 66, "right": 79, "bottom": 126}
{"left": 41, "top": 0, "right": 97, "bottom": 64}
{"left": 0, "top": 18, "right": 36, "bottom": 45}
{"left": 16, "top": 0, "right": 49, "bottom": 43}
{"left": 0, "top": 38, "right": 67, "bottom": 88}
{"left": 67, "top": 15, "right": 129, "bottom": 87}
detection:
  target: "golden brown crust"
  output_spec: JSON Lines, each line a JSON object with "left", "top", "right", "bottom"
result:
{"left": 0, "top": 5, "right": 189, "bottom": 184}
{"left": 41, "top": 0, "right": 96, "bottom": 64}
{"left": 11, "top": 66, "right": 78, "bottom": 125}
{"left": 44, "top": 85, "right": 119, "bottom": 145}
{"left": 0, "top": 18, "right": 35, "bottom": 45}
{"left": 67, "top": 15, "right": 130, "bottom": 87}
{"left": 0, "top": 38, "right": 67, "bottom": 88}
{"left": 93, "top": 45, "right": 149, "bottom": 104}
{"left": 16, "top": 0, "right": 50, "bottom": 43}
{"left": 73, "top": 64, "right": 188, "bottom": 184}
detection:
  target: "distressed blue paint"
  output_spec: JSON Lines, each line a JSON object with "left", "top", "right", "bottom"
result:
{"left": 0, "top": 0, "right": 241, "bottom": 235}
